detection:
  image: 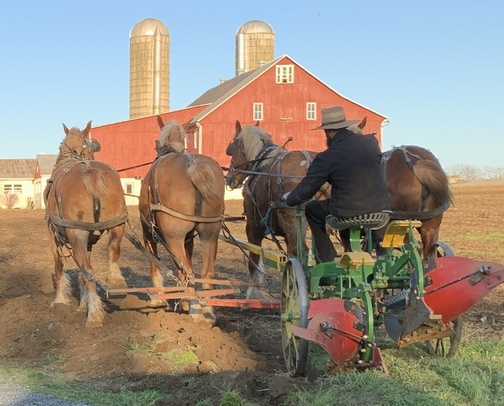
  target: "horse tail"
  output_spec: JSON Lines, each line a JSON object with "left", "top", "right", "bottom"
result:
{"left": 82, "top": 166, "right": 107, "bottom": 203}
{"left": 187, "top": 159, "right": 220, "bottom": 201}
{"left": 412, "top": 160, "right": 454, "bottom": 206}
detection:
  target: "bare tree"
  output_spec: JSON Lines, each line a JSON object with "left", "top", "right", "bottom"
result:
{"left": 0, "top": 192, "right": 19, "bottom": 209}
{"left": 447, "top": 164, "right": 481, "bottom": 180}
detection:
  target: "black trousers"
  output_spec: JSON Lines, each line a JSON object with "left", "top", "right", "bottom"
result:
{"left": 305, "top": 199, "right": 387, "bottom": 262}
{"left": 305, "top": 199, "right": 339, "bottom": 262}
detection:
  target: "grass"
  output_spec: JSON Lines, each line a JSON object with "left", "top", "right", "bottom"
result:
{"left": 1, "top": 328, "right": 502, "bottom": 406}
{"left": 283, "top": 334, "right": 504, "bottom": 406}
{"left": 161, "top": 346, "right": 200, "bottom": 373}
{"left": 0, "top": 364, "right": 165, "bottom": 406}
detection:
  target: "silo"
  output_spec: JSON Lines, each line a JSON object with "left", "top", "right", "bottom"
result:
{"left": 235, "top": 20, "right": 275, "bottom": 76}
{"left": 129, "top": 18, "right": 170, "bottom": 119}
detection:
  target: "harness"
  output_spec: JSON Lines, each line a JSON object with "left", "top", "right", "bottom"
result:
{"left": 240, "top": 145, "right": 314, "bottom": 253}
{"left": 45, "top": 156, "right": 129, "bottom": 279}
{"left": 143, "top": 149, "right": 224, "bottom": 279}
{"left": 148, "top": 149, "right": 224, "bottom": 224}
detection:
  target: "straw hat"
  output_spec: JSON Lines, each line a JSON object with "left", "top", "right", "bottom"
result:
{"left": 312, "top": 106, "right": 359, "bottom": 130}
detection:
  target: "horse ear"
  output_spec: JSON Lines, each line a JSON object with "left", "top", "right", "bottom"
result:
{"left": 181, "top": 119, "right": 191, "bottom": 130}
{"left": 358, "top": 116, "right": 367, "bottom": 130}
{"left": 83, "top": 121, "right": 92, "bottom": 138}
{"left": 255, "top": 121, "right": 260, "bottom": 127}
{"left": 157, "top": 115, "right": 165, "bottom": 130}
{"left": 235, "top": 120, "right": 242, "bottom": 135}
{"left": 62, "top": 123, "right": 70, "bottom": 135}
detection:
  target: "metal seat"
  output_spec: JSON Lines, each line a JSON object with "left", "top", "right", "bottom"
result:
{"left": 326, "top": 211, "right": 391, "bottom": 231}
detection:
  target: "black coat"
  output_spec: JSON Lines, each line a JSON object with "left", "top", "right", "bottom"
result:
{"left": 285, "top": 129, "right": 391, "bottom": 218}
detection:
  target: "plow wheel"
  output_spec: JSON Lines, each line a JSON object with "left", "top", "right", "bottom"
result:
{"left": 426, "top": 317, "right": 463, "bottom": 357}
{"left": 281, "top": 258, "right": 309, "bottom": 376}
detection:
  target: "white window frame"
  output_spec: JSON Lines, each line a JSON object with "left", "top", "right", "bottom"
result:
{"left": 276, "top": 65, "right": 294, "bottom": 83}
{"left": 253, "top": 103, "right": 264, "bottom": 121}
{"left": 3, "top": 184, "right": 22, "bottom": 194}
{"left": 306, "top": 102, "right": 317, "bottom": 120}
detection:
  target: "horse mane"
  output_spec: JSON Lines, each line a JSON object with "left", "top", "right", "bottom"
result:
{"left": 158, "top": 120, "right": 187, "bottom": 153}
{"left": 238, "top": 126, "right": 285, "bottom": 162}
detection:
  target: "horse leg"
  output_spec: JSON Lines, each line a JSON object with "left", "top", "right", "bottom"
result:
{"left": 279, "top": 209, "right": 309, "bottom": 258}
{"left": 70, "top": 231, "right": 104, "bottom": 327}
{"left": 197, "top": 224, "right": 220, "bottom": 289}
{"left": 141, "top": 232, "right": 167, "bottom": 307}
{"left": 48, "top": 229, "right": 71, "bottom": 306}
{"left": 105, "top": 224, "right": 126, "bottom": 288}
{"left": 245, "top": 221, "right": 268, "bottom": 300}
{"left": 419, "top": 215, "right": 443, "bottom": 259}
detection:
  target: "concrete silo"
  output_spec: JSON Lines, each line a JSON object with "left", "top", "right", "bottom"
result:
{"left": 129, "top": 18, "right": 170, "bottom": 119}
{"left": 235, "top": 20, "right": 275, "bottom": 76}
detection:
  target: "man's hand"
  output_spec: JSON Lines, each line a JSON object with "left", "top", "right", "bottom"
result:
{"left": 281, "top": 192, "right": 290, "bottom": 202}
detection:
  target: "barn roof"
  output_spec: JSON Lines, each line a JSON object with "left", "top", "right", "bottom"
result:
{"left": 0, "top": 159, "right": 36, "bottom": 179}
{"left": 187, "top": 54, "right": 387, "bottom": 124}
{"left": 188, "top": 57, "right": 278, "bottom": 123}
{"left": 36, "top": 154, "right": 57, "bottom": 175}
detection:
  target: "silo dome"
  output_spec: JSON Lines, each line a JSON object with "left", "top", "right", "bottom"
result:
{"left": 235, "top": 20, "right": 275, "bottom": 76}
{"left": 130, "top": 18, "right": 170, "bottom": 37}
{"left": 129, "top": 18, "right": 170, "bottom": 119}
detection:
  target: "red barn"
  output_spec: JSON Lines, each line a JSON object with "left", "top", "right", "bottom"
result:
{"left": 91, "top": 54, "right": 387, "bottom": 201}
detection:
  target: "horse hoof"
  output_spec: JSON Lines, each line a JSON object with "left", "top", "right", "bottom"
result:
{"left": 85, "top": 319, "right": 103, "bottom": 328}
{"left": 246, "top": 287, "right": 265, "bottom": 301}
{"left": 189, "top": 301, "right": 216, "bottom": 325}
{"left": 147, "top": 298, "right": 167, "bottom": 308}
{"left": 50, "top": 299, "right": 69, "bottom": 307}
{"left": 106, "top": 277, "right": 127, "bottom": 289}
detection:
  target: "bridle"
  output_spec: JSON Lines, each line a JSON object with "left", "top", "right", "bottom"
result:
{"left": 225, "top": 135, "right": 277, "bottom": 188}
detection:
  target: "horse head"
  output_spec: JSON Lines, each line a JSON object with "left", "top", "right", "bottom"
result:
{"left": 225, "top": 120, "right": 274, "bottom": 189}
{"left": 59, "top": 121, "right": 100, "bottom": 159}
{"left": 156, "top": 116, "right": 187, "bottom": 153}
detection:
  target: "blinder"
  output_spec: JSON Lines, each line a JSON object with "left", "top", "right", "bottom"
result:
{"left": 89, "top": 139, "right": 101, "bottom": 153}
{"left": 226, "top": 141, "right": 238, "bottom": 156}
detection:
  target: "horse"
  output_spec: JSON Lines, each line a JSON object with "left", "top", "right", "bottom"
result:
{"left": 139, "top": 117, "right": 225, "bottom": 308}
{"left": 45, "top": 121, "right": 128, "bottom": 327}
{"left": 225, "top": 121, "right": 330, "bottom": 296}
{"left": 382, "top": 145, "right": 453, "bottom": 258}
{"left": 346, "top": 120, "right": 453, "bottom": 258}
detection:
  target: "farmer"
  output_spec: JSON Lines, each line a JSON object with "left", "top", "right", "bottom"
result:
{"left": 283, "top": 106, "right": 391, "bottom": 262}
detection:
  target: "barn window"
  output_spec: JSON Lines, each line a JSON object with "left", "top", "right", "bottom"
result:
{"left": 306, "top": 102, "right": 317, "bottom": 120}
{"left": 253, "top": 103, "right": 263, "bottom": 121}
{"left": 3, "top": 184, "right": 22, "bottom": 194}
{"left": 125, "top": 183, "right": 133, "bottom": 195}
{"left": 276, "top": 65, "right": 294, "bottom": 83}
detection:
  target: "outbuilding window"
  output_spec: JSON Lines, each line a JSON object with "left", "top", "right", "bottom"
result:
{"left": 3, "top": 184, "right": 22, "bottom": 194}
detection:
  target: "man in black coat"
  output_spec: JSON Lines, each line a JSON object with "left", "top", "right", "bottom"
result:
{"left": 284, "top": 106, "right": 391, "bottom": 262}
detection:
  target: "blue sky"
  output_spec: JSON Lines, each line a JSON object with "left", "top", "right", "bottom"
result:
{"left": 1, "top": 1, "right": 503, "bottom": 170}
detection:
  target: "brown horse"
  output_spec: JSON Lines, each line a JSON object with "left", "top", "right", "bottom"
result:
{"left": 347, "top": 120, "right": 452, "bottom": 258}
{"left": 139, "top": 118, "right": 225, "bottom": 302}
{"left": 45, "top": 121, "right": 128, "bottom": 327}
{"left": 382, "top": 145, "right": 453, "bottom": 258}
{"left": 225, "top": 121, "right": 330, "bottom": 296}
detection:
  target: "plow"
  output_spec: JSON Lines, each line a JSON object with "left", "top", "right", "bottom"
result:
{"left": 106, "top": 206, "right": 504, "bottom": 376}
{"left": 279, "top": 207, "right": 504, "bottom": 375}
